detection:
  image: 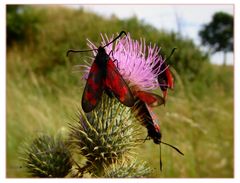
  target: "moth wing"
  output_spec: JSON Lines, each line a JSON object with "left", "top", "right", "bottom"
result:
{"left": 105, "top": 60, "right": 134, "bottom": 107}
{"left": 136, "top": 91, "right": 165, "bottom": 107}
{"left": 82, "top": 62, "right": 104, "bottom": 113}
{"left": 165, "top": 67, "right": 174, "bottom": 89}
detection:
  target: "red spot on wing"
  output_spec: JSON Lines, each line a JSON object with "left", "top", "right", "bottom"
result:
{"left": 85, "top": 91, "right": 97, "bottom": 105}
{"left": 165, "top": 67, "right": 174, "bottom": 89}
{"left": 153, "top": 122, "right": 160, "bottom": 132}
{"left": 136, "top": 91, "right": 156, "bottom": 104}
{"left": 135, "top": 91, "right": 165, "bottom": 107}
{"left": 105, "top": 59, "right": 134, "bottom": 107}
{"left": 88, "top": 79, "right": 100, "bottom": 91}
{"left": 90, "top": 63, "right": 99, "bottom": 72}
{"left": 157, "top": 64, "right": 174, "bottom": 100}
{"left": 82, "top": 62, "right": 103, "bottom": 113}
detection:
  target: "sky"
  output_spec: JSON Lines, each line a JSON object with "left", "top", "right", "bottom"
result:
{"left": 69, "top": 4, "right": 234, "bottom": 65}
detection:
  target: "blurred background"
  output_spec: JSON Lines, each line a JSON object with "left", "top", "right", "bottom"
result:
{"left": 6, "top": 4, "right": 233, "bottom": 178}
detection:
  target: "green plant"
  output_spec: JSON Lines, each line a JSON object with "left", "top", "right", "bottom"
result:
{"left": 7, "top": 5, "right": 233, "bottom": 178}
{"left": 21, "top": 94, "right": 150, "bottom": 178}
{"left": 21, "top": 134, "right": 72, "bottom": 177}
{"left": 7, "top": 5, "right": 42, "bottom": 45}
{"left": 69, "top": 94, "right": 149, "bottom": 177}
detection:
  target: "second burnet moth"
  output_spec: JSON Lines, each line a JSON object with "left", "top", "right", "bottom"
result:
{"left": 158, "top": 62, "right": 174, "bottom": 99}
{"left": 67, "top": 31, "right": 135, "bottom": 113}
{"left": 154, "top": 48, "right": 176, "bottom": 99}
{"left": 133, "top": 100, "right": 184, "bottom": 171}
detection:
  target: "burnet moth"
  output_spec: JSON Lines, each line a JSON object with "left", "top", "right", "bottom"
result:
{"left": 133, "top": 100, "right": 184, "bottom": 171}
{"left": 67, "top": 31, "right": 135, "bottom": 113}
{"left": 155, "top": 48, "right": 176, "bottom": 99}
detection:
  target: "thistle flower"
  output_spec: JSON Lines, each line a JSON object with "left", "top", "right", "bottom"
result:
{"left": 68, "top": 94, "right": 148, "bottom": 177}
{"left": 84, "top": 32, "right": 166, "bottom": 91}
{"left": 21, "top": 134, "right": 72, "bottom": 178}
{"left": 103, "top": 158, "right": 151, "bottom": 178}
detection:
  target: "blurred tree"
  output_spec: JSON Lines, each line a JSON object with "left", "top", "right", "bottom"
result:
{"left": 199, "top": 12, "right": 233, "bottom": 65}
{"left": 7, "top": 5, "right": 41, "bottom": 46}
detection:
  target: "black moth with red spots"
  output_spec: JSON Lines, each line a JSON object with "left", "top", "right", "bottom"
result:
{"left": 157, "top": 62, "right": 174, "bottom": 99}
{"left": 153, "top": 48, "right": 176, "bottom": 100}
{"left": 133, "top": 100, "right": 184, "bottom": 171}
{"left": 133, "top": 100, "right": 162, "bottom": 144}
{"left": 67, "top": 31, "right": 135, "bottom": 113}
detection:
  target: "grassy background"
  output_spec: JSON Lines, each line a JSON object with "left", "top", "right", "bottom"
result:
{"left": 6, "top": 5, "right": 233, "bottom": 178}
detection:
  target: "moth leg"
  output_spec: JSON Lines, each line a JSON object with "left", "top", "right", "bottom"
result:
{"left": 143, "top": 135, "right": 151, "bottom": 143}
{"left": 113, "top": 59, "right": 119, "bottom": 68}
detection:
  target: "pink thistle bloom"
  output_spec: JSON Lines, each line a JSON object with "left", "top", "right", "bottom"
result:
{"left": 82, "top": 32, "right": 166, "bottom": 91}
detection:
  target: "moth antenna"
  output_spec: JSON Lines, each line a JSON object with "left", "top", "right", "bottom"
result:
{"left": 103, "top": 31, "right": 127, "bottom": 48}
{"left": 66, "top": 31, "right": 127, "bottom": 56}
{"left": 165, "top": 47, "right": 177, "bottom": 62}
{"left": 159, "top": 144, "right": 163, "bottom": 171}
{"left": 161, "top": 141, "right": 184, "bottom": 155}
{"left": 66, "top": 48, "right": 98, "bottom": 56}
